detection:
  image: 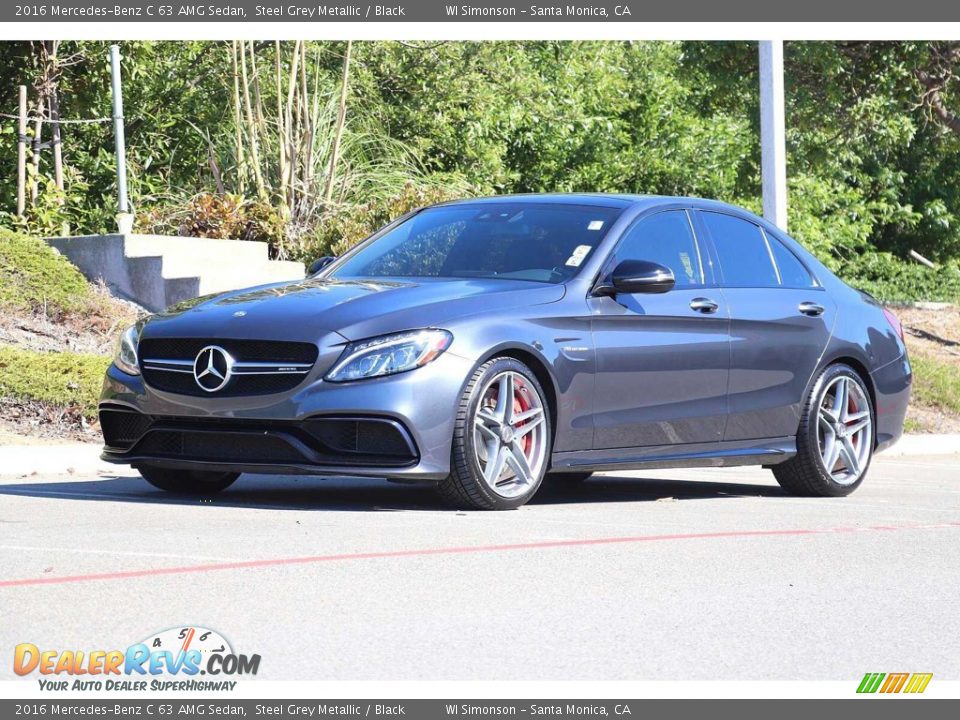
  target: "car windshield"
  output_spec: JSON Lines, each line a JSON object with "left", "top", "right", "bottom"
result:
{"left": 330, "top": 202, "right": 623, "bottom": 284}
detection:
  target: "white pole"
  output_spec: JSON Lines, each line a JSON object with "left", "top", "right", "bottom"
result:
{"left": 759, "top": 40, "right": 787, "bottom": 231}
{"left": 110, "top": 44, "right": 132, "bottom": 233}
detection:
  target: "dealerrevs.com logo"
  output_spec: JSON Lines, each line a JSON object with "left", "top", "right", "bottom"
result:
{"left": 13, "top": 626, "right": 260, "bottom": 692}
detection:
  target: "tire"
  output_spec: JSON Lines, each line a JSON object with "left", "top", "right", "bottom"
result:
{"left": 137, "top": 464, "right": 239, "bottom": 494}
{"left": 548, "top": 471, "right": 593, "bottom": 485}
{"left": 437, "top": 357, "right": 552, "bottom": 510}
{"left": 773, "top": 363, "right": 874, "bottom": 497}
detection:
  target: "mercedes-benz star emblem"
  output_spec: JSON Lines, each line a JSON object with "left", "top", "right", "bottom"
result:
{"left": 193, "top": 345, "right": 234, "bottom": 392}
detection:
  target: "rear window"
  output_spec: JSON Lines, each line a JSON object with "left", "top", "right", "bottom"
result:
{"left": 768, "top": 235, "right": 816, "bottom": 288}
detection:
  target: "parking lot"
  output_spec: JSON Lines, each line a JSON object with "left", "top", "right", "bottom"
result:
{"left": 2, "top": 453, "right": 958, "bottom": 681}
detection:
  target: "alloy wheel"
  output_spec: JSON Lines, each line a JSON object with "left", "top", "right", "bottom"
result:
{"left": 817, "top": 375, "right": 872, "bottom": 486}
{"left": 472, "top": 370, "right": 548, "bottom": 498}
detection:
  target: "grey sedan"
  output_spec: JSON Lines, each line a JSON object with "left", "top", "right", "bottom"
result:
{"left": 99, "top": 195, "right": 911, "bottom": 509}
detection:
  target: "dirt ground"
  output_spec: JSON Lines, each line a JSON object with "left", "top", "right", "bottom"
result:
{"left": 896, "top": 304, "right": 960, "bottom": 432}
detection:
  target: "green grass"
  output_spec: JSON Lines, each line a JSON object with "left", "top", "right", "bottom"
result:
{"left": 0, "top": 229, "right": 98, "bottom": 317}
{"left": 910, "top": 354, "right": 960, "bottom": 417}
{"left": 0, "top": 347, "right": 110, "bottom": 420}
{"left": 903, "top": 417, "right": 923, "bottom": 433}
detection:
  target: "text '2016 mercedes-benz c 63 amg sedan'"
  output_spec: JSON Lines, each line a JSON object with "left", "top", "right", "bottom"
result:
{"left": 100, "top": 195, "right": 911, "bottom": 509}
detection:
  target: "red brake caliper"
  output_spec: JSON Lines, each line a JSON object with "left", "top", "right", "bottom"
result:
{"left": 514, "top": 390, "right": 532, "bottom": 455}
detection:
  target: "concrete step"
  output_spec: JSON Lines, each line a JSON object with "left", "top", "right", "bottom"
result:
{"left": 46, "top": 233, "right": 304, "bottom": 312}
{"left": 124, "top": 234, "right": 270, "bottom": 263}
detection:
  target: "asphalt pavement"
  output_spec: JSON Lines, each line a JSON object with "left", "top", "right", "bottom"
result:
{"left": 1, "top": 452, "right": 958, "bottom": 680}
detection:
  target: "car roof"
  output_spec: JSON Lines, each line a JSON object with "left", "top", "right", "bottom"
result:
{"left": 432, "top": 192, "right": 747, "bottom": 214}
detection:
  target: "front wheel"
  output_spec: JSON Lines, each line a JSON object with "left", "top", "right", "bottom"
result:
{"left": 773, "top": 363, "right": 874, "bottom": 497}
{"left": 437, "top": 357, "right": 552, "bottom": 510}
{"left": 137, "top": 465, "right": 239, "bottom": 494}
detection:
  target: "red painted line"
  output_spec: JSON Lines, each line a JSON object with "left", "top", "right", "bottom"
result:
{"left": 2, "top": 523, "right": 958, "bottom": 589}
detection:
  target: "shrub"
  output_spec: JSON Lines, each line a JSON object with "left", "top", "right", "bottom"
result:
{"left": 837, "top": 252, "right": 960, "bottom": 303}
{"left": 0, "top": 347, "right": 109, "bottom": 420}
{"left": 137, "top": 193, "right": 286, "bottom": 257}
{"left": 0, "top": 229, "right": 99, "bottom": 317}
{"left": 0, "top": 229, "right": 137, "bottom": 339}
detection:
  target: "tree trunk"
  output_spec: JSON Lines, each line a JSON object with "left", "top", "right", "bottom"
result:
{"left": 324, "top": 41, "right": 352, "bottom": 206}
{"left": 240, "top": 41, "right": 266, "bottom": 200}
{"left": 230, "top": 40, "right": 246, "bottom": 195}
{"left": 275, "top": 41, "right": 288, "bottom": 218}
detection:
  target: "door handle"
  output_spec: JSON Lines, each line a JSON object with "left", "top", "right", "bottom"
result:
{"left": 798, "top": 301, "right": 825, "bottom": 317}
{"left": 689, "top": 297, "right": 719, "bottom": 314}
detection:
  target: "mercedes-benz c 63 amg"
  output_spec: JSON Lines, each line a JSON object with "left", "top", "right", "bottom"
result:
{"left": 99, "top": 195, "right": 911, "bottom": 509}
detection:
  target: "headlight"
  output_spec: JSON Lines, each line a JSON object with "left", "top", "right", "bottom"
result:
{"left": 114, "top": 325, "right": 140, "bottom": 376}
{"left": 325, "top": 329, "right": 453, "bottom": 383}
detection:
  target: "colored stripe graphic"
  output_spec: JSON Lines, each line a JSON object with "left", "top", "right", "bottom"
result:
{"left": 857, "top": 673, "right": 886, "bottom": 693}
{"left": 904, "top": 673, "right": 933, "bottom": 694}
{"left": 880, "top": 673, "right": 910, "bottom": 693}
{"left": 857, "top": 672, "right": 932, "bottom": 694}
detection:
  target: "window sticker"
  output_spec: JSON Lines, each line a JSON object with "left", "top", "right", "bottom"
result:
{"left": 588, "top": 220, "right": 605, "bottom": 231}
{"left": 679, "top": 252, "right": 695, "bottom": 280}
{"left": 565, "top": 244, "right": 592, "bottom": 267}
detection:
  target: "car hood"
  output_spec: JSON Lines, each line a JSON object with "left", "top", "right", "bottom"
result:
{"left": 140, "top": 276, "right": 566, "bottom": 342}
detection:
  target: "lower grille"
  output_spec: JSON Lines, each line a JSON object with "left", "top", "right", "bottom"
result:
{"left": 136, "top": 430, "right": 305, "bottom": 464}
{"left": 100, "top": 410, "right": 418, "bottom": 468}
{"left": 99, "top": 407, "right": 154, "bottom": 450}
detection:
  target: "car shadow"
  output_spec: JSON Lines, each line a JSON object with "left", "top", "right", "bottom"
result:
{"left": 0, "top": 472, "right": 786, "bottom": 512}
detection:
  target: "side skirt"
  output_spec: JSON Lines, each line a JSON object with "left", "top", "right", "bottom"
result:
{"left": 550, "top": 437, "right": 796, "bottom": 473}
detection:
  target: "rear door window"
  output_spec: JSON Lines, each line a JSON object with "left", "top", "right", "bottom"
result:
{"left": 701, "top": 212, "right": 779, "bottom": 287}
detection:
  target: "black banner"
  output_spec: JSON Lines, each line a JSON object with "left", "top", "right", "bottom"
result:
{"left": 1, "top": 0, "right": 951, "bottom": 23}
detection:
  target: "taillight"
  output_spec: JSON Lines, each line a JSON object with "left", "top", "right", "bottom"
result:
{"left": 882, "top": 307, "right": 904, "bottom": 341}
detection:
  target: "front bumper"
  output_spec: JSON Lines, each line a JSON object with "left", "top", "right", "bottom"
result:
{"left": 99, "top": 350, "right": 476, "bottom": 481}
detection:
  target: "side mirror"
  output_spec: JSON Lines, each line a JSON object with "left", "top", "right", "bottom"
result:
{"left": 308, "top": 256, "right": 336, "bottom": 275}
{"left": 597, "top": 260, "right": 675, "bottom": 295}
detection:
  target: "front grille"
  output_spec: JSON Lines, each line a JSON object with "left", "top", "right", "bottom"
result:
{"left": 101, "top": 412, "right": 418, "bottom": 468}
{"left": 138, "top": 338, "right": 319, "bottom": 397}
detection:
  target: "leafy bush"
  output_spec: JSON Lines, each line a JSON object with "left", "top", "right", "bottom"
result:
{"left": 0, "top": 347, "right": 109, "bottom": 420}
{"left": 297, "top": 180, "right": 470, "bottom": 261}
{"left": 837, "top": 252, "right": 960, "bottom": 303}
{"left": 137, "top": 193, "right": 285, "bottom": 257}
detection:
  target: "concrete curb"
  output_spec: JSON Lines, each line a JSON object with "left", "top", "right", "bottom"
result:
{"left": 0, "top": 434, "right": 957, "bottom": 477}
{"left": 881, "top": 433, "right": 960, "bottom": 457}
{"left": 0, "top": 443, "right": 118, "bottom": 478}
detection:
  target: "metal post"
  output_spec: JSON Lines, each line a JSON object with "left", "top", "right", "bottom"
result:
{"left": 759, "top": 40, "right": 787, "bottom": 231}
{"left": 110, "top": 44, "right": 132, "bottom": 232}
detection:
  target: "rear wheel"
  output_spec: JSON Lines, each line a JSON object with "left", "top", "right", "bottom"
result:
{"left": 437, "top": 358, "right": 551, "bottom": 510}
{"left": 137, "top": 465, "right": 239, "bottom": 494}
{"left": 773, "top": 363, "right": 874, "bottom": 497}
